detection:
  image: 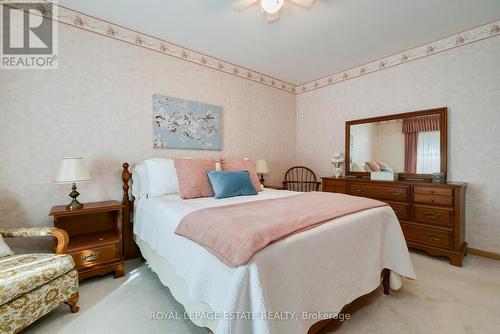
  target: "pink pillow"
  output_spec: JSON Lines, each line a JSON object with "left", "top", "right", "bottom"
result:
{"left": 222, "top": 159, "right": 262, "bottom": 192}
{"left": 174, "top": 159, "right": 216, "bottom": 199}
{"left": 377, "top": 162, "right": 390, "bottom": 169}
{"left": 365, "top": 161, "right": 381, "bottom": 172}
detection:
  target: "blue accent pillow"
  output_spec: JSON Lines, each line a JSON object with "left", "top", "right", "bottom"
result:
{"left": 206, "top": 170, "right": 258, "bottom": 199}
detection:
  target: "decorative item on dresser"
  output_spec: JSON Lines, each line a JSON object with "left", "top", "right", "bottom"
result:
{"left": 324, "top": 107, "right": 467, "bottom": 266}
{"left": 330, "top": 153, "right": 345, "bottom": 178}
{"left": 50, "top": 201, "right": 125, "bottom": 280}
{"left": 282, "top": 166, "right": 320, "bottom": 192}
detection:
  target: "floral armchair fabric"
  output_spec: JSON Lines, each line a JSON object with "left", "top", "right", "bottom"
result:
{"left": 0, "top": 228, "right": 79, "bottom": 334}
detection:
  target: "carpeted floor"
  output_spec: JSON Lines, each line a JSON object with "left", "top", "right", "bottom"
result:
{"left": 23, "top": 251, "right": 500, "bottom": 334}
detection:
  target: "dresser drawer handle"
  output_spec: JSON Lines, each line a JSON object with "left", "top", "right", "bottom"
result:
{"left": 81, "top": 251, "right": 101, "bottom": 262}
{"left": 423, "top": 212, "right": 440, "bottom": 220}
{"left": 425, "top": 233, "right": 442, "bottom": 241}
{"left": 353, "top": 187, "right": 364, "bottom": 193}
{"left": 429, "top": 198, "right": 435, "bottom": 203}
{"left": 388, "top": 190, "right": 403, "bottom": 197}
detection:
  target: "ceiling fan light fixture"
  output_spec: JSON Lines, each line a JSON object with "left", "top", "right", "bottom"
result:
{"left": 260, "top": 0, "right": 284, "bottom": 14}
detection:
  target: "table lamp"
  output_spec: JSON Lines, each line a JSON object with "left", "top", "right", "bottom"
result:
{"left": 255, "top": 160, "right": 269, "bottom": 186}
{"left": 54, "top": 157, "right": 92, "bottom": 210}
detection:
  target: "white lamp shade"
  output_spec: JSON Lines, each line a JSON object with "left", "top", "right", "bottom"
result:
{"left": 255, "top": 160, "right": 269, "bottom": 174}
{"left": 54, "top": 157, "right": 92, "bottom": 184}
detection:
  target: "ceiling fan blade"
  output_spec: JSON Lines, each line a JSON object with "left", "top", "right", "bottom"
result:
{"left": 265, "top": 10, "right": 280, "bottom": 22}
{"left": 288, "top": 0, "right": 315, "bottom": 8}
{"left": 233, "top": 0, "right": 259, "bottom": 12}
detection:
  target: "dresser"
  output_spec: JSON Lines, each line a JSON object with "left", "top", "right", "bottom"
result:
{"left": 321, "top": 177, "right": 467, "bottom": 266}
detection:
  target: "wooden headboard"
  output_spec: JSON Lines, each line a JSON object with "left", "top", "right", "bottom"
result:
{"left": 121, "top": 163, "right": 139, "bottom": 259}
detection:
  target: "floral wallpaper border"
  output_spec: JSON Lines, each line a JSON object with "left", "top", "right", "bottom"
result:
{"left": 50, "top": 3, "right": 297, "bottom": 94}
{"left": 27, "top": 3, "right": 500, "bottom": 95}
{"left": 296, "top": 20, "right": 500, "bottom": 94}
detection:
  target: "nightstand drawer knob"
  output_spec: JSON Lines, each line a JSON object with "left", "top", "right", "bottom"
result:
{"left": 81, "top": 251, "right": 101, "bottom": 262}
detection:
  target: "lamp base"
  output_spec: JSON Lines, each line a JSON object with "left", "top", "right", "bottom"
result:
{"left": 66, "top": 183, "right": 83, "bottom": 210}
{"left": 260, "top": 174, "right": 265, "bottom": 186}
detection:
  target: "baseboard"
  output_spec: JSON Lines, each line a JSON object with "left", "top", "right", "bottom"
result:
{"left": 467, "top": 247, "right": 500, "bottom": 261}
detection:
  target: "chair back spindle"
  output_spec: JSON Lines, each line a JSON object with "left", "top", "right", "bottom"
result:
{"left": 282, "top": 166, "right": 320, "bottom": 192}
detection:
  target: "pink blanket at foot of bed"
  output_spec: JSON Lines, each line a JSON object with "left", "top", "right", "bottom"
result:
{"left": 175, "top": 191, "right": 387, "bottom": 267}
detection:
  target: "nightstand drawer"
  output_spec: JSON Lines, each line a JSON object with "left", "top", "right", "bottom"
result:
{"left": 70, "top": 243, "right": 120, "bottom": 268}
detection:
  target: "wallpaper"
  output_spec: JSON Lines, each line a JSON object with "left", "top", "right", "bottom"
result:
{"left": 9, "top": 2, "right": 498, "bottom": 94}
{"left": 297, "top": 37, "right": 500, "bottom": 253}
{"left": 1, "top": 13, "right": 499, "bottom": 254}
{"left": 0, "top": 23, "right": 297, "bottom": 248}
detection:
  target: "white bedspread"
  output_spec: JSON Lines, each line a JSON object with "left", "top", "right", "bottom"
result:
{"left": 134, "top": 189, "right": 416, "bottom": 334}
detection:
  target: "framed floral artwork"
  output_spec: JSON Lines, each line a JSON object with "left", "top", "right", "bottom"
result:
{"left": 152, "top": 94, "right": 222, "bottom": 150}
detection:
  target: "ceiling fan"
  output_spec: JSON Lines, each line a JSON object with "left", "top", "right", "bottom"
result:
{"left": 233, "top": 0, "right": 315, "bottom": 22}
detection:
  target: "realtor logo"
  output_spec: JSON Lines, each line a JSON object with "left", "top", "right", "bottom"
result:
{"left": 1, "top": 0, "right": 58, "bottom": 69}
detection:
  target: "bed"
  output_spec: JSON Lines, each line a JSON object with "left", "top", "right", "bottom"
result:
{"left": 120, "top": 162, "right": 416, "bottom": 334}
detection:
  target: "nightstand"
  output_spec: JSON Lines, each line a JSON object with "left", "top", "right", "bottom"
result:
{"left": 49, "top": 201, "right": 125, "bottom": 281}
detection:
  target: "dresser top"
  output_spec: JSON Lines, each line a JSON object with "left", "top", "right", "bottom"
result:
{"left": 321, "top": 176, "right": 467, "bottom": 188}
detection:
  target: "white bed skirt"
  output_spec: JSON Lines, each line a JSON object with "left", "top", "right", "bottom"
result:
{"left": 136, "top": 237, "right": 218, "bottom": 332}
{"left": 136, "top": 236, "right": 404, "bottom": 334}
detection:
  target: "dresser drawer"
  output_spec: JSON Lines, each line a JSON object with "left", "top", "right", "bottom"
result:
{"left": 322, "top": 180, "right": 347, "bottom": 194}
{"left": 70, "top": 243, "right": 120, "bottom": 268}
{"left": 414, "top": 194, "right": 453, "bottom": 206}
{"left": 401, "top": 223, "right": 453, "bottom": 249}
{"left": 414, "top": 187, "right": 453, "bottom": 196}
{"left": 389, "top": 203, "right": 410, "bottom": 220}
{"left": 414, "top": 205, "right": 453, "bottom": 227}
{"left": 348, "top": 184, "right": 409, "bottom": 202}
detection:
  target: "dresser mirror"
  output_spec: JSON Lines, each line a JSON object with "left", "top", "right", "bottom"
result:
{"left": 345, "top": 107, "right": 447, "bottom": 180}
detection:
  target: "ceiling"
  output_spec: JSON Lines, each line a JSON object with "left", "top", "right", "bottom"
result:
{"left": 59, "top": 0, "right": 500, "bottom": 85}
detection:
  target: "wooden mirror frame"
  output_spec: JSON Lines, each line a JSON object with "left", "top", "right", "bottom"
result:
{"left": 345, "top": 107, "right": 448, "bottom": 181}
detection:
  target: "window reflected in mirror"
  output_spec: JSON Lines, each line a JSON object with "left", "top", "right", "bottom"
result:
{"left": 349, "top": 114, "right": 441, "bottom": 174}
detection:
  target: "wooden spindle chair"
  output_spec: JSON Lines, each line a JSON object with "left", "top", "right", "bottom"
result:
{"left": 282, "top": 166, "right": 321, "bottom": 192}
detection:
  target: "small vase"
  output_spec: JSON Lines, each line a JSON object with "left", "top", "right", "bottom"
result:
{"left": 432, "top": 172, "right": 445, "bottom": 183}
{"left": 333, "top": 167, "right": 343, "bottom": 178}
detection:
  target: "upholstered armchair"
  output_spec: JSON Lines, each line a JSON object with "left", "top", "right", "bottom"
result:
{"left": 0, "top": 227, "right": 80, "bottom": 334}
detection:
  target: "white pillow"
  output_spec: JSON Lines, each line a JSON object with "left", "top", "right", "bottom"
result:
{"left": 350, "top": 161, "right": 366, "bottom": 172}
{"left": 132, "top": 164, "right": 150, "bottom": 199}
{"left": 144, "top": 158, "right": 179, "bottom": 196}
{"left": 0, "top": 235, "right": 14, "bottom": 258}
